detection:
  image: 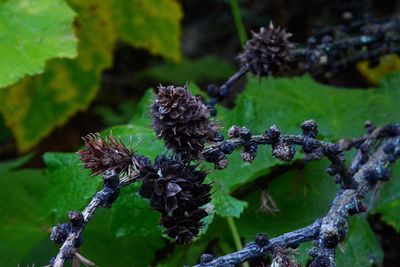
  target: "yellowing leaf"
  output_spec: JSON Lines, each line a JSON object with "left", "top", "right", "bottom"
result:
{"left": 112, "top": 0, "right": 183, "bottom": 62}
{"left": 0, "top": 0, "right": 77, "bottom": 88}
{"left": 357, "top": 54, "right": 400, "bottom": 85}
{"left": 0, "top": 0, "right": 117, "bottom": 151}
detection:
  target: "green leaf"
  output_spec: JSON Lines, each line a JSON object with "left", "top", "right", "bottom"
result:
{"left": 111, "top": 184, "right": 162, "bottom": 238}
{"left": 336, "top": 217, "right": 383, "bottom": 267}
{"left": 82, "top": 210, "right": 165, "bottom": 267}
{"left": 235, "top": 160, "right": 337, "bottom": 239}
{"left": 0, "top": 0, "right": 117, "bottom": 152}
{"left": 111, "top": 0, "right": 183, "bottom": 62}
{"left": 212, "top": 191, "right": 248, "bottom": 218}
{"left": 0, "top": 169, "right": 52, "bottom": 266}
{"left": 0, "top": 0, "right": 77, "bottom": 88}
{"left": 136, "top": 56, "right": 236, "bottom": 84}
{"left": 42, "top": 152, "right": 99, "bottom": 219}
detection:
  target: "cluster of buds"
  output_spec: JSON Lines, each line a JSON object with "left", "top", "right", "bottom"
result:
{"left": 139, "top": 155, "right": 212, "bottom": 244}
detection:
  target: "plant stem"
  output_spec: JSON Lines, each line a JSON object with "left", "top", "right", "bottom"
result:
{"left": 229, "top": 0, "right": 247, "bottom": 44}
{"left": 226, "top": 217, "right": 250, "bottom": 267}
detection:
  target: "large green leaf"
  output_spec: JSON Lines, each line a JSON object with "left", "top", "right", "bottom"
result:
{"left": 42, "top": 152, "right": 100, "bottom": 220}
{"left": 111, "top": 0, "right": 182, "bottom": 62}
{"left": 212, "top": 191, "right": 248, "bottom": 218}
{"left": 82, "top": 210, "right": 165, "bottom": 267}
{"left": 235, "top": 160, "right": 337, "bottom": 239}
{"left": 0, "top": 169, "right": 52, "bottom": 266}
{"left": 0, "top": 0, "right": 77, "bottom": 88}
{"left": 111, "top": 185, "right": 162, "bottom": 238}
{"left": 336, "top": 217, "right": 383, "bottom": 267}
{"left": 0, "top": 0, "right": 117, "bottom": 152}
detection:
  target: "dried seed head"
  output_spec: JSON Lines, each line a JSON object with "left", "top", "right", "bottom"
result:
{"left": 272, "top": 141, "right": 296, "bottom": 162}
{"left": 139, "top": 155, "right": 212, "bottom": 244}
{"left": 239, "top": 22, "right": 294, "bottom": 77}
{"left": 151, "top": 85, "right": 217, "bottom": 160}
{"left": 266, "top": 125, "right": 281, "bottom": 141}
{"left": 241, "top": 142, "right": 258, "bottom": 162}
{"left": 78, "top": 133, "right": 136, "bottom": 176}
{"left": 301, "top": 119, "right": 318, "bottom": 138}
{"left": 50, "top": 223, "right": 70, "bottom": 244}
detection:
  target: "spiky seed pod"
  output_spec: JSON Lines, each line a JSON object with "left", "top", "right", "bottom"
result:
{"left": 78, "top": 133, "right": 137, "bottom": 176}
{"left": 239, "top": 22, "right": 294, "bottom": 77}
{"left": 151, "top": 85, "right": 217, "bottom": 161}
{"left": 139, "top": 155, "right": 212, "bottom": 244}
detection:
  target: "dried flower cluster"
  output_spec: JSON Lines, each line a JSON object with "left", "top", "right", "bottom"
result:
{"left": 139, "top": 155, "right": 212, "bottom": 244}
{"left": 239, "top": 22, "right": 294, "bottom": 77}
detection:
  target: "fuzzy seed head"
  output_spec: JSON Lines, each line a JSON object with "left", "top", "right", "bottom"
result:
{"left": 272, "top": 141, "right": 296, "bottom": 162}
{"left": 239, "top": 22, "right": 294, "bottom": 77}
{"left": 151, "top": 85, "right": 217, "bottom": 160}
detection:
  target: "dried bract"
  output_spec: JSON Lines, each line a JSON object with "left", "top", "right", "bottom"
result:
{"left": 78, "top": 133, "right": 136, "bottom": 176}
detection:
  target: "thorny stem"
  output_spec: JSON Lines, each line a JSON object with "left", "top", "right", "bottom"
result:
{"left": 226, "top": 217, "right": 250, "bottom": 267}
